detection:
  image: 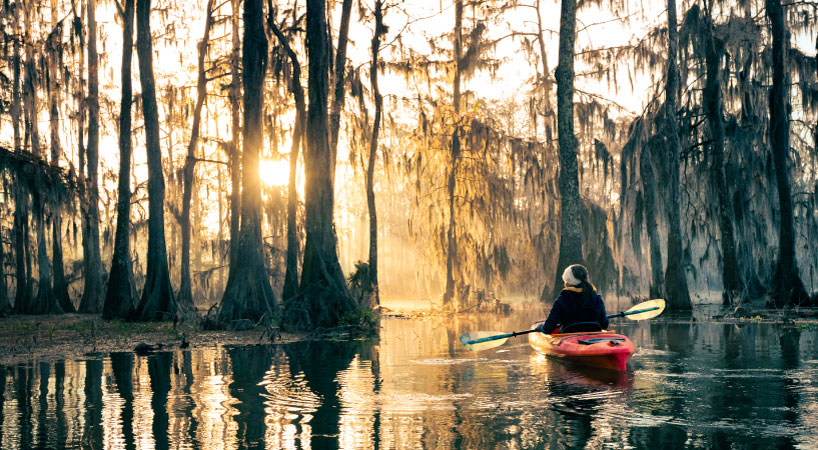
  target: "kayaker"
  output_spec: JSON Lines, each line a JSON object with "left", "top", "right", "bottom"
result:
{"left": 535, "top": 264, "right": 609, "bottom": 334}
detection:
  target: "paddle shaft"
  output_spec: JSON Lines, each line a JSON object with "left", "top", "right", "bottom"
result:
{"left": 467, "top": 329, "right": 537, "bottom": 345}
{"left": 465, "top": 306, "right": 660, "bottom": 345}
{"left": 608, "top": 305, "right": 659, "bottom": 318}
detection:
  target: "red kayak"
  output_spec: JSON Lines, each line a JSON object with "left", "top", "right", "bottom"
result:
{"left": 528, "top": 329, "right": 635, "bottom": 372}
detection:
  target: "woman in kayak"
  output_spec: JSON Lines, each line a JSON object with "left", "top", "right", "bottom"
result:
{"left": 535, "top": 264, "right": 609, "bottom": 334}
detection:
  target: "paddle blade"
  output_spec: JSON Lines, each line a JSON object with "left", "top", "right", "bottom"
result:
{"left": 459, "top": 331, "right": 510, "bottom": 351}
{"left": 623, "top": 299, "right": 666, "bottom": 320}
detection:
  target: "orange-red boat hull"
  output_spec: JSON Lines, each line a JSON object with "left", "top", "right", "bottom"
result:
{"left": 528, "top": 329, "right": 635, "bottom": 372}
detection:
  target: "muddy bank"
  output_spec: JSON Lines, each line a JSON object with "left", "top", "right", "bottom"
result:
{"left": 0, "top": 314, "right": 309, "bottom": 366}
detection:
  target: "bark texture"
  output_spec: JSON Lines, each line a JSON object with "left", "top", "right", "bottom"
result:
{"left": 662, "top": 0, "right": 692, "bottom": 310}
{"left": 217, "top": 0, "right": 277, "bottom": 325}
{"left": 703, "top": 21, "right": 743, "bottom": 305}
{"left": 103, "top": 0, "right": 136, "bottom": 320}
{"left": 78, "top": 0, "right": 104, "bottom": 314}
{"left": 366, "top": 0, "right": 386, "bottom": 307}
{"left": 640, "top": 144, "right": 665, "bottom": 300}
{"left": 132, "top": 0, "right": 178, "bottom": 321}
{"left": 228, "top": 0, "right": 241, "bottom": 266}
{"left": 328, "top": 0, "right": 353, "bottom": 183}
{"left": 178, "top": 0, "right": 214, "bottom": 313}
{"left": 443, "top": 0, "right": 464, "bottom": 305}
{"left": 47, "top": 3, "right": 73, "bottom": 313}
{"left": 546, "top": 0, "right": 585, "bottom": 301}
{"left": 285, "top": 0, "right": 357, "bottom": 330}
{"left": 766, "top": 0, "right": 811, "bottom": 307}
{"left": 269, "top": 17, "right": 306, "bottom": 304}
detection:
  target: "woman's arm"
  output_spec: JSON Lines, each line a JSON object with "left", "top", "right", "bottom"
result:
{"left": 598, "top": 295, "right": 610, "bottom": 329}
{"left": 537, "top": 298, "right": 563, "bottom": 334}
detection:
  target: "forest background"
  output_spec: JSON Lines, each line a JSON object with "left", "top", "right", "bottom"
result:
{"left": 0, "top": 0, "right": 816, "bottom": 331}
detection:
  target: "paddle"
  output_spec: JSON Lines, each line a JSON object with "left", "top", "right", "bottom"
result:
{"left": 459, "top": 298, "right": 666, "bottom": 351}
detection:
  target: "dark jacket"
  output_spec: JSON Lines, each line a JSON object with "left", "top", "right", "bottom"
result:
{"left": 537, "top": 287, "right": 609, "bottom": 334}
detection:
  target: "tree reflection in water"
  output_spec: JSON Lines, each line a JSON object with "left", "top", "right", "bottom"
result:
{"left": 0, "top": 315, "right": 816, "bottom": 449}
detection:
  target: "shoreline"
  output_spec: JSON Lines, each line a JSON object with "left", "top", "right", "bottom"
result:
{"left": 0, "top": 314, "right": 308, "bottom": 366}
{"left": 2, "top": 302, "right": 817, "bottom": 366}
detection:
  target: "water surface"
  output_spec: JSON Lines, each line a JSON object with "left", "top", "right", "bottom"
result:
{"left": 2, "top": 307, "right": 817, "bottom": 449}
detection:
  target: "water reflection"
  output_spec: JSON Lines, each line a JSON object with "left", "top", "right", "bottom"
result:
{"left": 1, "top": 311, "right": 818, "bottom": 449}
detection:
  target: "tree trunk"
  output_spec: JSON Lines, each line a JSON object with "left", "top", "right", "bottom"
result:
{"left": 443, "top": 0, "right": 464, "bottom": 306}
{"left": 178, "top": 0, "right": 214, "bottom": 313}
{"left": 703, "top": 20, "right": 743, "bottom": 305}
{"left": 13, "top": 197, "right": 32, "bottom": 314}
{"left": 103, "top": 0, "right": 136, "bottom": 320}
{"left": 132, "top": 0, "right": 178, "bottom": 321}
{"left": 662, "top": 0, "right": 692, "bottom": 310}
{"left": 766, "top": 0, "right": 811, "bottom": 307}
{"left": 22, "top": 2, "right": 61, "bottom": 314}
{"left": 217, "top": 0, "right": 276, "bottom": 324}
{"left": 11, "top": 1, "right": 29, "bottom": 313}
{"left": 328, "top": 0, "right": 353, "bottom": 183}
{"left": 228, "top": 0, "right": 241, "bottom": 266}
{"left": 269, "top": 17, "right": 306, "bottom": 304}
{"left": 285, "top": 0, "right": 357, "bottom": 330}
{"left": 0, "top": 229, "right": 9, "bottom": 313}
{"left": 32, "top": 197, "right": 61, "bottom": 314}
{"left": 640, "top": 144, "right": 665, "bottom": 299}
{"left": 78, "top": 0, "right": 104, "bottom": 314}
{"left": 544, "top": 0, "right": 584, "bottom": 301}
{"left": 366, "top": 0, "right": 385, "bottom": 308}
{"left": 48, "top": 1, "right": 73, "bottom": 313}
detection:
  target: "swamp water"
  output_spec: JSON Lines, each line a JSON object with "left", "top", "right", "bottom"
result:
{"left": 1, "top": 307, "right": 818, "bottom": 449}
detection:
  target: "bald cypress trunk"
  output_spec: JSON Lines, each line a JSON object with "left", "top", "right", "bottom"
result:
{"left": 640, "top": 145, "right": 665, "bottom": 300}
{"left": 703, "top": 21, "right": 743, "bottom": 305}
{"left": 132, "top": 0, "right": 177, "bottom": 320}
{"left": 0, "top": 232, "right": 9, "bottom": 314}
{"left": 47, "top": 2, "right": 73, "bottom": 313}
{"left": 766, "top": 0, "right": 812, "bottom": 307}
{"left": 366, "top": 0, "right": 385, "bottom": 308}
{"left": 217, "top": 0, "right": 276, "bottom": 325}
{"left": 103, "top": 0, "right": 136, "bottom": 320}
{"left": 22, "top": 3, "right": 61, "bottom": 315}
{"left": 228, "top": 0, "right": 241, "bottom": 266}
{"left": 328, "top": 0, "right": 353, "bottom": 183}
{"left": 78, "top": 0, "right": 104, "bottom": 314}
{"left": 443, "top": 0, "right": 463, "bottom": 306}
{"left": 178, "top": 0, "right": 214, "bottom": 314}
{"left": 545, "top": 0, "right": 584, "bottom": 301}
{"left": 662, "top": 0, "right": 692, "bottom": 310}
{"left": 11, "top": 1, "right": 30, "bottom": 313}
{"left": 285, "top": 0, "right": 357, "bottom": 330}
{"left": 269, "top": 19, "right": 306, "bottom": 303}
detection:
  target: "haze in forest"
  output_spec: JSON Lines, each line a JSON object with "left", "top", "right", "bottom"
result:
{"left": 0, "top": 0, "right": 816, "bottom": 329}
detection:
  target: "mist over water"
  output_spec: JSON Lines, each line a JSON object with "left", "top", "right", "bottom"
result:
{"left": 1, "top": 307, "right": 817, "bottom": 449}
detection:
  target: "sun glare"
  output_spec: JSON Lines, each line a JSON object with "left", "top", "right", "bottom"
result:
{"left": 259, "top": 158, "right": 291, "bottom": 187}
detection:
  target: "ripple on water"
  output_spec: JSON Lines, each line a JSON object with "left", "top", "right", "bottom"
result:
{"left": 410, "top": 358, "right": 488, "bottom": 365}
{"left": 633, "top": 347, "right": 672, "bottom": 356}
{"left": 259, "top": 371, "right": 322, "bottom": 415}
{"left": 376, "top": 392, "right": 473, "bottom": 413}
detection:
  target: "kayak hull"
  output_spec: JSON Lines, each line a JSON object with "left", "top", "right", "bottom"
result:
{"left": 528, "top": 329, "right": 635, "bottom": 372}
